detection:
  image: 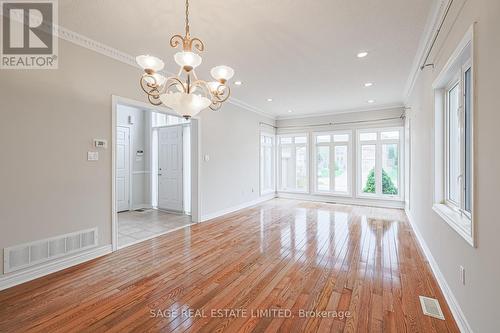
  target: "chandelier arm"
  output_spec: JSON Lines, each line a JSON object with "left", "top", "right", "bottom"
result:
{"left": 191, "top": 70, "right": 199, "bottom": 81}
{"left": 209, "top": 101, "right": 222, "bottom": 111}
{"left": 148, "top": 93, "right": 162, "bottom": 106}
{"left": 189, "top": 37, "right": 205, "bottom": 52}
{"left": 140, "top": 75, "right": 161, "bottom": 96}
{"left": 177, "top": 66, "right": 183, "bottom": 77}
{"left": 170, "top": 34, "right": 184, "bottom": 49}
{"left": 165, "top": 76, "right": 187, "bottom": 93}
{"left": 215, "top": 85, "right": 231, "bottom": 103}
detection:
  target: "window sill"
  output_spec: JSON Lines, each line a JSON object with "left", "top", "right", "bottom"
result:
{"left": 313, "top": 191, "right": 352, "bottom": 198}
{"left": 432, "top": 204, "right": 474, "bottom": 247}
{"left": 356, "top": 193, "right": 403, "bottom": 201}
{"left": 277, "top": 189, "right": 309, "bottom": 194}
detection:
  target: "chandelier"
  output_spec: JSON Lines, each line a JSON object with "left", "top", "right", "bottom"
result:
{"left": 135, "top": 0, "right": 234, "bottom": 119}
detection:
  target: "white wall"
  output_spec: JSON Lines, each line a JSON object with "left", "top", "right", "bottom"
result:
{"left": 406, "top": 0, "right": 500, "bottom": 331}
{"left": 198, "top": 106, "right": 275, "bottom": 218}
{"left": 0, "top": 39, "right": 144, "bottom": 275}
{"left": 116, "top": 105, "right": 151, "bottom": 209}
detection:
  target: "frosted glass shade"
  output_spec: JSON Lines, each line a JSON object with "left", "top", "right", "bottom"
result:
{"left": 210, "top": 65, "right": 234, "bottom": 82}
{"left": 144, "top": 73, "right": 166, "bottom": 87}
{"left": 159, "top": 92, "right": 211, "bottom": 118}
{"left": 136, "top": 55, "right": 164, "bottom": 72}
{"left": 174, "top": 51, "right": 202, "bottom": 70}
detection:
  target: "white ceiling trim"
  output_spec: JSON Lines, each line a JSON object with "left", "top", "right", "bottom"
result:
{"left": 276, "top": 103, "right": 404, "bottom": 120}
{"left": 403, "top": 0, "right": 450, "bottom": 104}
{"left": 54, "top": 24, "right": 274, "bottom": 119}
{"left": 56, "top": 26, "right": 137, "bottom": 67}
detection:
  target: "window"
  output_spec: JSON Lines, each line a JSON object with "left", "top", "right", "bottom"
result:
{"left": 357, "top": 128, "right": 402, "bottom": 199}
{"left": 446, "top": 81, "right": 461, "bottom": 205}
{"left": 444, "top": 67, "right": 472, "bottom": 215}
{"left": 151, "top": 112, "right": 189, "bottom": 127}
{"left": 278, "top": 134, "right": 308, "bottom": 192}
{"left": 260, "top": 133, "right": 275, "bottom": 195}
{"left": 313, "top": 131, "right": 352, "bottom": 194}
{"left": 432, "top": 25, "right": 474, "bottom": 246}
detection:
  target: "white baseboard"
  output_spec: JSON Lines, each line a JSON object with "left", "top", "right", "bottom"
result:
{"left": 278, "top": 192, "right": 405, "bottom": 209}
{"left": 0, "top": 245, "right": 112, "bottom": 291}
{"left": 131, "top": 204, "right": 153, "bottom": 210}
{"left": 201, "top": 193, "right": 276, "bottom": 222}
{"left": 405, "top": 209, "right": 473, "bottom": 333}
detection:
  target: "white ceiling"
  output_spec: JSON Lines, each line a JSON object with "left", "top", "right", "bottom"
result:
{"left": 59, "top": 0, "right": 433, "bottom": 118}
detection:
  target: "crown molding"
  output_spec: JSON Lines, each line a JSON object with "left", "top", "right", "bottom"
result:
{"left": 275, "top": 103, "right": 404, "bottom": 121}
{"left": 228, "top": 97, "right": 276, "bottom": 120}
{"left": 403, "top": 0, "right": 451, "bottom": 104}
{"left": 56, "top": 26, "right": 137, "bottom": 67}
{"left": 54, "top": 25, "right": 275, "bottom": 119}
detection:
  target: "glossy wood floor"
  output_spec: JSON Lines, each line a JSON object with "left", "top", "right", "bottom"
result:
{"left": 0, "top": 199, "right": 459, "bottom": 332}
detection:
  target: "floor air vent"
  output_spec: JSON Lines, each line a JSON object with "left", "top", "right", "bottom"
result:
{"left": 4, "top": 228, "right": 98, "bottom": 274}
{"left": 419, "top": 296, "right": 445, "bottom": 320}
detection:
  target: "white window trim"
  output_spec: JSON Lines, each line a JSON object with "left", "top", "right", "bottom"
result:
{"left": 432, "top": 24, "right": 475, "bottom": 247}
{"left": 260, "top": 131, "right": 276, "bottom": 196}
{"left": 444, "top": 78, "right": 460, "bottom": 208}
{"left": 356, "top": 127, "right": 404, "bottom": 201}
{"left": 312, "top": 130, "right": 353, "bottom": 197}
{"left": 277, "top": 133, "right": 309, "bottom": 193}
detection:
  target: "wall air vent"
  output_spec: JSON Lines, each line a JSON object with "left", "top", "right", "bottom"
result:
{"left": 3, "top": 228, "right": 98, "bottom": 274}
{"left": 419, "top": 295, "right": 445, "bottom": 320}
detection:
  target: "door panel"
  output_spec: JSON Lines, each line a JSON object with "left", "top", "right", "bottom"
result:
{"left": 158, "top": 126, "right": 183, "bottom": 212}
{"left": 116, "top": 126, "right": 130, "bottom": 212}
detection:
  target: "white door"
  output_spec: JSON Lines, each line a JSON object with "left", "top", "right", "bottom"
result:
{"left": 116, "top": 126, "right": 130, "bottom": 212}
{"left": 158, "top": 125, "right": 183, "bottom": 211}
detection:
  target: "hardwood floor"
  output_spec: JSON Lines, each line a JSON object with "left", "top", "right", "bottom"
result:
{"left": 0, "top": 199, "right": 459, "bottom": 332}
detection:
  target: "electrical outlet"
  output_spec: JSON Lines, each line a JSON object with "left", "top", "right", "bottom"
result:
{"left": 460, "top": 266, "right": 466, "bottom": 285}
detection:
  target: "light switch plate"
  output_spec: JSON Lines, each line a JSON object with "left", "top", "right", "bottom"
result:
{"left": 87, "top": 151, "right": 99, "bottom": 161}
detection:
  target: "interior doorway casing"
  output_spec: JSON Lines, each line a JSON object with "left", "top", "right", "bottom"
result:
{"left": 111, "top": 95, "right": 201, "bottom": 251}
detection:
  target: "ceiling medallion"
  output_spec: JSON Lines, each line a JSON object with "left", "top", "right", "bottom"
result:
{"left": 136, "top": 0, "right": 234, "bottom": 119}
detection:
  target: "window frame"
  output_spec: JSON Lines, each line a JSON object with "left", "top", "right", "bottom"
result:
{"left": 277, "top": 133, "right": 309, "bottom": 193}
{"left": 356, "top": 127, "right": 404, "bottom": 201}
{"left": 443, "top": 60, "right": 473, "bottom": 216}
{"left": 312, "top": 130, "right": 352, "bottom": 196}
{"left": 432, "top": 24, "right": 475, "bottom": 247}
{"left": 259, "top": 132, "right": 276, "bottom": 196}
{"left": 444, "top": 77, "right": 461, "bottom": 209}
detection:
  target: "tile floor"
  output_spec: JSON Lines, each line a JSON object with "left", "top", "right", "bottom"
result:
{"left": 117, "top": 209, "right": 193, "bottom": 248}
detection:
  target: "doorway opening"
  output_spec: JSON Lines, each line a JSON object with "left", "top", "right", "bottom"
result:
{"left": 113, "top": 97, "right": 198, "bottom": 249}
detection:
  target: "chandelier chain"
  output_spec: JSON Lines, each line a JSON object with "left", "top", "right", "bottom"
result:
{"left": 185, "top": 0, "right": 190, "bottom": 36}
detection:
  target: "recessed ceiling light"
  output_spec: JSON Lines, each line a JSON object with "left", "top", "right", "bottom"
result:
{"left": 357, "top": 51, "right": 368, "bottom": 58}
{"left": 367, "top": 99, "right": 375, "bottom": 103}
{"left": 364, "top": 82, "right": 373, "bottom": 87}
{"left": 234, "top": 81, "right": 242, "bottom": 86}
{"left": 288, "top": 110, "right": 293, "bottom": 113}
{"left": 267, "top": 98, "right": 273, "bottom": 102}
